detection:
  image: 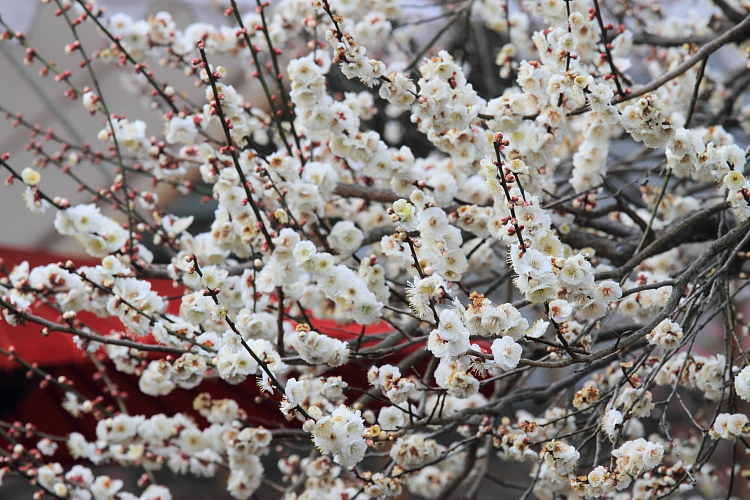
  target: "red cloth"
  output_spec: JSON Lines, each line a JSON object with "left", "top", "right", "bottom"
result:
{"left": 0, "top": 246, "right": 397, "bottom": 440}
{"left": 0, "top": 247, "right": 97, "bottom": 371}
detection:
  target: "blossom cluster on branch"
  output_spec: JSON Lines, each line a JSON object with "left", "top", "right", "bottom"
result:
{"left": 2, "top": 0, "right": 750, "bottom": 498}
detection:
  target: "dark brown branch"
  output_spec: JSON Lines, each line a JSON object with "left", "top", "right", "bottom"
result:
{"left": 0, "top": 298, "right": 187, "bottom": 355}
{"left": 333, "top": 183, "right": 400, "bottom": 204}
{"left": 712, "top": 0, "right": 747, "bottom": 23}
{"left": 621, "top": 14, "right": 750, "bottom": 102}
{"left": 632, "top": 32, "right": 715, "bottom": 47}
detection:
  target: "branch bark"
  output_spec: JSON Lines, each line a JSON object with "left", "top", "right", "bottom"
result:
{"left": 620, "top": 14, "right": 750, "bottom": 102}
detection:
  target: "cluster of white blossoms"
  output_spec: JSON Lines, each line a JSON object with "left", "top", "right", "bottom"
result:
{"left": 62, "top": 395, "right": 270, "bottom": 499}
{"left": 97, "top": 118, "right": 150, "bottom": 154}
{"left": 389, "top": 433, "right": 443, "bottom": 470}
{"left": 200, "top": 79, "right": 270, "bottom": 151}
{"left": 620, "top": 94, "right": 675, "bottom": 149}
{"left": 37, "top": 462, "right": 146, "bottom": 500}
{"left": 660, "top": 124, "right": 750, "bottom": 220}
{"left": 4, "top": 0, "right": 750, "bottom": 498}
{"left": 491, "top": 422, "right": 541, "bottom": 462}
{"left": 217, "top": 334, "right": 287, "bottom": 385}
{"left": 655, "top": 352, "right": 726, "bottom": 401}
{"left": 414, "top": 52, "right": 489, "bottom": 166}
{"left": 291, "top": 323, "right": 349, "bottom": 367}
{"left": 54, "top": 204, "right": 130, "bottom": 259}
{"left": 367, "top": 364, "right": 417, "bottom": 405}
{"left": 735, "top": 365, "right": 750, "bottom": 401}
{"left": 325, "top": 28, "right": 385, "bottom": 88}
{"left": 618, "top": 271, "right": 674, "bottom": 323}
{"left": 310, "top": 405, "right": 367, "bottom": 467}
{"left": 427, "top": 308, "right": 470, "bottom": 359}
{"left": 280, "top": 374, "right": 349, "bottom": 420}
{"left": 541, "top": 440, "right": 580, "bottom": 483}
{"left": 460, "top": 292, "right": 529, "bottom": 338}
{"left": 571, "top": 82, "right": 620, "bottom": 192}
{"left": 710, "top": 413, "right": 750, "bottom": 440}
{"left": 567, "top": 439, "right": 664, "bottom": 498}
{"left": 107, "top": 277, "right": 166, "bottom": 336}
{"left": 646, "top": 318, "right": 684, "bottom": 350}
{"left": 433, "top": 355, "right": 481, "bottom": 398}
{"left": 725, "top": 170, "right": 750, "bottom": 220}
{"left": 612, "top": 438, "right": 665, "bottom": 477}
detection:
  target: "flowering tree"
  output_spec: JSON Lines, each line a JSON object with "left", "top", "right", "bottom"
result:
{"left": 2, "top": 0, "right": 750, "bottom": 498}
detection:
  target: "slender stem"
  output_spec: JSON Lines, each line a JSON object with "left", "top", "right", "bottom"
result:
{"left": 197, "top": 44, "right": 275, "bottom": 252}
{"left": 619, "top": 13, "right": 750, "bottom": 103}
{"left": 591, "top": 0, "right": 624, "bottom": 95}
{"left": 56, "top": 1, "right": 136, "bottom": 256}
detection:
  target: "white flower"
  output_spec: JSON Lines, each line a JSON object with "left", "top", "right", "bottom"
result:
{"left": 641, "top": 440, "right": 664, "bottom": 469}
{"left": 293, "top": 328, "right": 350, "bottom": 367}
{"left": 54, "top": 204, "right": 102, "bottom": 236}
{"left": 222, "top": 330, "right": 242, "bottom": 354}
{"left": 588, "top": 83, "right": 614, "bottom": 111}
{"left": 612, "top": 438, "right": 663, "bottom": 476}
{"left": 105, "top": 414, "right": 141, "bottom": 443}
{"left": 210, "top": 304, "right": 228, "bottom": 321}
{"left": 82, "top": 91, "right": 99, "bottom": 112}
{"left": 389, "top": 433, "right": 442, "bottom": 469}
{"left": 369, "top": 364, "right": 401, "bottom": 389}
{"left": 547, "top": 300, "right": 571, "bottom": 323}
{"left": 100, "top": 255, "right": 129, "bottom": 276}
{"left": 312, "top": 405, "right": 366, "bottom": 467}
{"left": 735, "top": 366, "right": 750, "bottom": 402}
{"left": 378, "top": 406, "right": 406, "bottom": 430}
{"left": 724, "top": 171, "right": 746, "bottom": 190}
{"left": 200, "top": 266, "right": 225, "bottom": 290}
{"left": 507, "top": 159, "right": 529, "bottom": 175}
{"left": 139, "top": 360, "right": 176, "bottom": 397}
{"left": 327, "top": 220, "right": 364, "bottom": 255}
{"left": 21, "top": 167, "right": 41, "bottom": 186}
{"left": 594, "top": 280, "right": 623, "bottom": 303}
{"left": 427, "top": 309, "right": 470, "bottom": 358}
{"left": 226, "top": 459, "right": 262, "bottom": 499}
{"left": 392, "top": 199, "right": 418, "bottom": 230}
{"left": 293, "top": 240, "right": 317, "bottom": 262}
{"left": 543, "top": 440, "right": 580, "bottom": 476}
{"left": 165, "top": 116, "right": 198, "bottom": 145}
{"left": 162, "top": 215, "right": 194, "bottom": 235}
{"left": 491, "top": 336, "right": 522, "bottom": 370}
{"left": 37, "top": 464, "right": 62, "bottom": 490}
{"left": 514, "top": 249, "right": 552, "bottom": 280}
{"left": 417, "top": 207, "right": 451, "bottom": 238}
{"left": 91, "top": 475, "right": 123, "bottom": 500}
{"left": 646, "top": 318, "right": 683, "bottom": 350}
{"left": 285, "top": 378, "right": 306, "bottom": 406}
{"left": 601, "top": 409, "right": 623, "bottom": 441}
{"left": 526, "top": 319, "right": 548, "bottom": 339}
{"left": 587, "top": 465, "right": 607, "bottom": 488}
{"left": 67, "top": 433, "right": 93, "bottom": 460}
{"left": 65, "top": 464, "right": 94, "bottom": 488}
{"left": 22, "top": 186, "right": 50, "bottom": 213}
{"left": 1, "top": 291, "right": 31, "bottom": 325}
{"left": 141, "top": 486, "right": 173, "bottom": 500}
{"left": 36, "top": 438, "right": 58, "bottom": 456}
{"left": 558, "top": 32, "right": 577, "bottom": 52}
{"left": 426, "top": 172, "right": 458, "bottom": 205}
{"left": 711, "top": 413, "right": 749, "bottom": 440}
{"left": 177, "top": 427, "right": 208, "bottom": 455}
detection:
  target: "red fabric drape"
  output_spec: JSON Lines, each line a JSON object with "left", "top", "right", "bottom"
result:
{"left": 0, "top": 246, "right": 394, "bottom": 440}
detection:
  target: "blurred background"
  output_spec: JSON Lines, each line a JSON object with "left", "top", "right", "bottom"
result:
{"left": 0, "top": 0, "right": 248, "bottom": 257}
